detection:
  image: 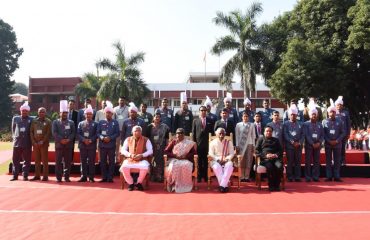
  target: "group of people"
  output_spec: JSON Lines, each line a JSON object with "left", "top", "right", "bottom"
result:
{"left": 10, "top": 93, "right": 352, "bottom": 193}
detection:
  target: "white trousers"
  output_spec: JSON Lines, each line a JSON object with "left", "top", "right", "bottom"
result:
{"left": 212, "top": 161, "right": 234, "bottom": 188}
{"left": 120, "top": 160, "right": 150, "bottom": 185}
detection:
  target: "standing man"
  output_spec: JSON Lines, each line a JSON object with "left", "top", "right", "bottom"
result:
{"left": 68, "top": 99, "right": 78, "bottom": 162}
{"left": 235, "top": 112, "right": 256, "bottom": 182}
{"left": 283, "top": 99, "right": 304, "bottom": 124}
{"left": 283, "top": 104, "right": 304, "bottom": 182}
{"left": 192, "top": 105, "right": 214, "bottom": 182}
{"left": 95, "top": 100, "right": 107, "bottom": 122}
{"left": 221, "top": 93, "right": 239, "bottom": 127}
{"left": 214, "top": 108, "right": 235, "bottom": 144}
{"left": 113, "top": 96, "right": 129, "bottom": 162}
{"left": 254, "top": 112, "right": 264, "bottom": 141}
{"left": 267, "top": 111, "right": 283, "bottom": 147}
{"left": 10, "top": 102, "right": 33, "bottom": 181}
{"left": 155, "top": 98, "right": 173, "bottom": 132}
{"left": 77, "top": 105, "right": 98, "bottom": 182}
{"left": 204, "top": 96, "right": 217, "bottom": 130}
{"left": 323, "top": 104, "right": 345, "bottom": 182}
{"left": 53, "top": 100, "right": 76, "bottom": 182}
{"left": 208, "top": 128, "right": 235, "bottom": 193}
{"left": 238, "top": 98, "right": 255, "bottom": 123}
{"left": 138, "top": 103, "right": 153, "bottom": 127}
{"left": 259, "top": 99, "right": 275, "bottom": 128}
{"left": 303, "top": 107, "right": 324, "bottom": 182}
{"left": 335, "top": 96, "right": 351, "bottom": 166}
{"left": 77, "top": 98, "right": 96, "bottom": 124}
{"left": 97, "top": 101, "right": 120, "bottom": 183}
{"left": 173, "top": 92, "right": 193, "bottom": 136}
{"left": 30, "top": 107, "right": 52, "bottom": 181}
{"left": 121, "top": 103, "right": 147, "bottom": 142}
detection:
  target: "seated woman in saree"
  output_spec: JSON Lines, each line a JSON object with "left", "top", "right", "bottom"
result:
{"left": 164, "top": 128, "right": 197, "bottom": 193}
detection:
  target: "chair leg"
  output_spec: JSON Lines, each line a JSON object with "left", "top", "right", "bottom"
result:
{"left": 193, "top": 176, "right": 198, "bottom": 190}
{"left": 120, "top": 173, "right": 124, "bottom": 190}
{"left": 256, "top": 173, "right": 261, "bottom": 190}
{"left": 238, "top": 176, "right": 241, "bottom": 190}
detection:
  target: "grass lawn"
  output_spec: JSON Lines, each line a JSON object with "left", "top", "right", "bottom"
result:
{"left": 0, "top": 160, "right": 10, "bottom": 175}
{"left": 0, "top": 142, "right": 12, "bottom": 151}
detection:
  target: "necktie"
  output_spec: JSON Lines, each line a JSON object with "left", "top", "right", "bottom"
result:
{"left": 202, "top": 118, "right": 205, "bottom": 129}
{"left": 257, "top": 123, "right": 261, "bottom": 135}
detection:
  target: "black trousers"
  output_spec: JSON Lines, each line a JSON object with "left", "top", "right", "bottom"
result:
{"left": 260, "top": 159, "right": 283, "bottom": 188}
{"left": 197, "top": 148, "right": 208, "bottom": 181}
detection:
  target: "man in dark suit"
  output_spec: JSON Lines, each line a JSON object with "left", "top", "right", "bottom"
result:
{"left": 214, "top": 108, "right": 235, "bottom": 145}
{"left": 192, "top": 105, "right": 214, "bottom": 182}
{"left": 68, "top": 99, "right": 78, "bottom": 162}
{"left": 254, "top": 112, "right": 264, "bottom": 142}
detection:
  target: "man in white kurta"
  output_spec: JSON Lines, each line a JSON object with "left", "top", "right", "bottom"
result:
{"left": 120, "top": 126, "right": 153, "bottom": 191}
{"left": 235, "top": 111, "right": 256, "bottom": 181}
{"left": 208, "top": 128, "right": 234, "bottom": 193}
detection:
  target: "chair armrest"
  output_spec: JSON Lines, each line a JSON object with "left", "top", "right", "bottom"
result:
{"left": 164, "top": 155, "right": 168, "bottom": 167}
{"left": 193, "top": 155, "right": 198, "bottom": 166}
{"left": 254, "top": 154, "right": 261, "bottom": 165}
{"left": 207, "top": 155, "right": 213, "bottom": 164}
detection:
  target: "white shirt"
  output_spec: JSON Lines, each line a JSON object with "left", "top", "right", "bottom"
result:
{"left": 208, "top": 138, "right": 234, "bottom": 162}
{"left": 121, "top": 137, "right": 153, "bottom": 158}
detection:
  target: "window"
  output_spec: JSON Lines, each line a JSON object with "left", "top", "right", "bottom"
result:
{"left": 192, "top": 99, "right": 203, "bottom": 105}
{"left": 49, "top": 95, "right": 59, "bottom": 103}
{"left": 255, "top": 99, "right": 264, "bottom": 108}
{"left": 34, "top": 96, "right": 43, "bottom": 103}
{"left": 146, "top": 100, "right": 153, "bottom": 107}
{"left": 173, "top": 99, "right": 180, "bottom": 107}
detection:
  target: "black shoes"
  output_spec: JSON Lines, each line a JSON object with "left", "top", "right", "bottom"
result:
{"left": 30, "top": 176, "right": 41, "bottom": 181}
{"left": 219, "top": 186, "right": 228, "bottom": 193}
{"left": 324, "top": 178, "right": 333, "bottom": 182}
{"left": 57, "top": 179, "right": 62, "bottom": 183}
{"left": 313, "top": 179, "right": 320, "bottom": 182}
{"left": 10, "top": 177, "right": 18, "bottom": 181}
{"left": 77, "top": 177, "right": 87, "bottom": 182}
{"left": 64, "top": 178, "right": 71, "bottom": 182}
{"left": 89, "top": 178, "right": 95, "bottom": 183}
{"left": 23, "top": 176, "right": 29, "bottom": 181}
{"left": 128, "top": 184, "right": 135, "bottom": 191}
{"left": 334, "top": 178, "right": 343, "bottom": 182}
{"left": 136, "top": 183, "right": 144, "bottom": 191}
{"left": 99, "top": 179, "right": 107, "bottom": 183}
{"left": 41, "top": 177, "right": 48, "bottom": 181}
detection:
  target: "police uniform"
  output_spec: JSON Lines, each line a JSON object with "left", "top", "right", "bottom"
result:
{"left": 97, "top": 118, "right": 120, "bottom": 181}
{"left": 283, "top": 120, "right": 304, "bottom": 181}
{"left": 259, "top": 108, "right": 275, "bottom": 128}
{"left": 30, "top": 117, "right": 52, "bottom": 179}
{"left": 173, "top": 109, "right": 193, "bottom": 136}
{"left": 77, "top": 119, "right": 98, "bottom": 181}
{"left": 52, "top": 118, "right": 76, "bottom": 181}
{"left": 11, "top": 115, "right": 33, "bottom": 180}
{"left": 156, "top": 107, "right": 174, "bottom": 132}
{"left": 303, "top": 120, "right": 324, "bottom": 181}
{"left": 323, "top": 117, "right": 345, "bottom": 180}
{"left": 138, "top": 112, "right": 153, "bottom": 127}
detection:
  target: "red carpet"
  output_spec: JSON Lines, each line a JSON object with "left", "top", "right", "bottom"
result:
{"left": 0, "top": 175, "right": 369, "bottom": 239}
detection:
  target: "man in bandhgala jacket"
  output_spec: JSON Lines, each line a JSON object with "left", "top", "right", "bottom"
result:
{"left": 216, "top": 93, "right": 239, "bottom": 128}
{"left": 266, "top": 111, "right": 283, "bottom": 147}
{"left": 283, "top": 104, "right": 304, "bottom": 182}
{"left": 30, "top": 107, "right": 52, "bottom": 181}
{"left": 238, "top": 98, "right": 255, "bottom": 123}
{"left": 53, "top": 100, "right": 76, "bottom": 182}
{"left": 10, "top": 101, "right": 33, "bottom": 181}
{"left": 173, "top": 92, "right": 193, "bottom": 136}
{"left": 335, "top": 96, "right": 351, "bottom": 166}
{"left": 192, "top": 105, "right": 214, "bottom": 182}
{"left": 255, "top": 126, "right": 283, "bottom": 191}
{"left": 208, "top": 128, "right": 234, "bottom": 193}
{"left": 77, "top": 105, "right": 98, "bottom": 182}
{"left": 120, "top": 126, "right": 153, "bottom": 191}
{"left": 303, "top": 102, "right": 324, "bottom": 182}
{"left": 97, "top": 101, "right": 120, "bottom": 183}
{"left": 155, "top": 98, "right": 174, "bottom": 132}
{"left": 204, "top": 96, "right": 217, "bottom": 131}
{"left": 323, "top": 103, "right": 346, "bottom": 182}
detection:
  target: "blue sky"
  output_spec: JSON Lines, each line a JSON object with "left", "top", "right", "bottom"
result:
{"left": 1, "top": 0, "right": 298, "bottom": 86}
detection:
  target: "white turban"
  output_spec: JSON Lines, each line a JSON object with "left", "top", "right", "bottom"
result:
{"left": 223, "top": 92, "right": 232, "bottom": 103}
{"left": 204, "top": 96, "right": 212, "bottom": 107}
{"left": 104, "top": 101, "right": 114, "bottom": 113}
{"left": 308, "top": 98, "right": 318, "bottom": 117}
{"left": 288, "top": 104, "right": 298, "bottom": 115}
{"left": 84, "top": 104, "right": 93, "bottom": 114}
{"left": 19, "top": 101, "right": 30, "bottom": 111}
{"left": 128, "top": 102, "right": 138, "bottom": 113}
{"left": 335, "top": 96, "right": 343, "bottom": 105}
{"left": 243, "top": 98, "right": 251, "bottom": 105}
{"left": 60, "top": 100, "right": 68, "bottom": 112}
{"left": 327, "top": 98, "right": 336, "bottom": 113}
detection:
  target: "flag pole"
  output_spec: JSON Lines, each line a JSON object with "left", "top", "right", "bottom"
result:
{"left": 204, "top": 51, "right": 207, "bottom": 82}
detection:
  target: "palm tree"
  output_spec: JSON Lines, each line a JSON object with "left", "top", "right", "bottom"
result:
{"left": 96, "top": 41, "right": 150, "bottom": 104}
{"left": 211, "top": 2, "right": 264, "bottom": 98}
{"left": 75, "top": 70, "right": 103, "bottom": 110}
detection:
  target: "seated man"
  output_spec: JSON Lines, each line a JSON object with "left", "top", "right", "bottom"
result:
{"left": 164, "top": 128, "right": 197, "bottom": 193}
{"left": 208, "top": 128, "right": 234, "bottom": 193}
{"left": 255, "top": 126, "right": 283, "bottom": 191}
{"left": 120, "top": 126, "right": 153, "bottom": 191}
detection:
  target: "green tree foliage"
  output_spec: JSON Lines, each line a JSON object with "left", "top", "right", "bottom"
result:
{"left": 13, "top": 82, "right": 28, "bottom": 96}
{"left": 211, "top": 2, "right": 264, "bottom": 97}
{"left": 75, "top": 71, "right": 104, "bottom": 109}
{"left": 96, "top": 41, "right": 150, "bottom": 105}
{"left": 0, "top": 19, "right": 23, "bottom": 129}
{"left": 263, "top": 0, "right": 369, "bottom": 127}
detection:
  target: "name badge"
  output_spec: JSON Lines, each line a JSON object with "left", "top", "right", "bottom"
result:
{"left": 330, "top": 130, "right": 335, "bottom": 135}
{"left": 154, "top": 136, "right": 159, "bottom": 141}
{"left": 20, "top": 127, "right": 25, "bottom": 132}
{"left": 37, "top": 130, "right": 42, "bottom": 134}
{"left": 167, "top": 114, "right": 171, "bottom": 118}
{"left": 144, "top": 119, "right": 148, "bottom": 122}
{"left": 297, "top": 116, "right": 300, "bottom": 120}
{"left": 102, "top": 131, "right": 107, "bottom": 135}
{"left": 185, "top": 116, "right": 189, "bottom": 120}
{"left": 84, "top": 132, "right": 89, "bottom": 137}
{"left": 312, "top": 133, "right": 318, "bottom": 138}
{"left": 118, "top": 115, "right": 124, "bottom": 120}
{"left": 65, "top": 125, "right": 70, "bottom": 130}
{"left": 291, "top": 131, "right": 296, "bottom": 136}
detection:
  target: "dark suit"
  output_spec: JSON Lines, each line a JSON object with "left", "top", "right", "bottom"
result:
{"left": 214, "top": 119, "right": 235, "bottom": 145}
{"left": 68, "top": 110, "right": 78, "bottom": 161}
{"left": 192, "top": 117, "right": 214, "bottom": 181}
